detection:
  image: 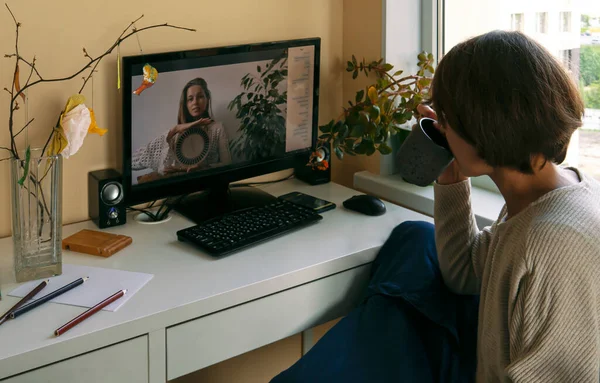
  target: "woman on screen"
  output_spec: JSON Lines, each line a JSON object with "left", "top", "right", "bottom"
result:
{"left": 132, "top": 77, "right": 232, "bottom": 183}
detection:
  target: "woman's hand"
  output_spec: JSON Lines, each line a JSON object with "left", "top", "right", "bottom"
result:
{"left": 166, "top": 118, "right": 212, "bottom": 143}
{"left": 416, "top": 104, "right": 467, "bottom": 185}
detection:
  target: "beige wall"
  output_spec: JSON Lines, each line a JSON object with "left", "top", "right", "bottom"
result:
{"left": 331, "top": 0, "right": 383, "bottom": 187}
{"left": 0, "top": 0, "right": 347, "bottom": 237}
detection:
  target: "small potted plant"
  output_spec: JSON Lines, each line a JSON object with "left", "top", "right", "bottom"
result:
{"left": 310, "top": 52, "right": 435, "bottom": 168}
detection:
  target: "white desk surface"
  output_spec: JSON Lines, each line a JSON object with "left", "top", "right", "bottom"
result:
{"left": 0, "top": 179, "right": 432, "bottom": 378}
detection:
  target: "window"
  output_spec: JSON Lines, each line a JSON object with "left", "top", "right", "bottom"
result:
{"left": 511, "top": 13, "right": 525, "bottom": 32}
{"left": 442, "top": 1, "right": 600, "bottom": 181}
{"left": 559, "top": 49, "right": 572, "bottom": 71}
{"left": 536, "top": 12, "right": 548, "bottom": 33}
{"left": 560, "top": 11, "right": 572, "bottom": 32}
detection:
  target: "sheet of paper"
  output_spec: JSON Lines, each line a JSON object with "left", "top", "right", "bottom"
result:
{"left": 9, "top": 264, "right": 153, "bottom": 312}
{"left": 285, "top": 45, "right": 315, "bottom": 152}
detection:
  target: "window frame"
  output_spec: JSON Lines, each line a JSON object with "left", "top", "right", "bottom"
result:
{"left": 417, "top": 0, "right": 501, "bottom": 193}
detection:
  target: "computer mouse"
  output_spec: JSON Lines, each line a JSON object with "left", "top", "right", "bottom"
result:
{"left": 343, "top": 194, "right": 386, "bottom": 216}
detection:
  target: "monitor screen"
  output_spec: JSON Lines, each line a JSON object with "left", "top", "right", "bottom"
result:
{"left": 122, "top": 38, "right": 320, "bottom": 205}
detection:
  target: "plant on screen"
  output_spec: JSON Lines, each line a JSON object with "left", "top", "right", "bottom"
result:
{"left": 228, "top": 56, "right": 288, "bottom": 161}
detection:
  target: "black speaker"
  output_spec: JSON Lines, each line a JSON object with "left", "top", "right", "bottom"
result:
{"left": 88, "top": 169, "right": 126, "bottom": 229}
{"left": 295, "top": 143, "right": 331, "bottom": 185}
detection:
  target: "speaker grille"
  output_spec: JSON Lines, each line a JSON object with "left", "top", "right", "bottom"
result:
{"left": 101, "top": 182, "right": 123, "bottom": 206}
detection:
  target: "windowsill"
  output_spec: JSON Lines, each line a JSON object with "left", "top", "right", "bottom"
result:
{"left": 354, "top": 171, "right": 505, "bottom": 228}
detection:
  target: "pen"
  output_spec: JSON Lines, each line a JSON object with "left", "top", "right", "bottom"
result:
{"left": 54, "top": 289, "right": 126, "bottom": 337}
{"left": 0, "top": 279, "right": 49, "bottom": 326}
{"left": 10, "top": 277, "right": 89, "bottom": 319}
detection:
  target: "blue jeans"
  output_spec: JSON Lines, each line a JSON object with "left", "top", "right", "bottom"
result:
{"left": 271, "top": 221, "right": 479, "bottom": 383}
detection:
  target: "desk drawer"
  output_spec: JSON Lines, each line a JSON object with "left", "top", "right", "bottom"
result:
{"left": 166, "top": 265, "right": 370, "bottom": 380}
{"left": 4, "top": 335, "right": 148, "bottom": 383}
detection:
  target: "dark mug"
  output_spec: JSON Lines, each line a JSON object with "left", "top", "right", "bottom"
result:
{"left": 396, "top": 117, "right": 454, "bottom": 187}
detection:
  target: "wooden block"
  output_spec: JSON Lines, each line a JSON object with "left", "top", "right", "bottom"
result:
{"left": 62, "top": 229, "right": 132, "bottom": 257}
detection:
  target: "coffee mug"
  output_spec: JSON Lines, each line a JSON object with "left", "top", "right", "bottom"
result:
{"left": 396, "top": 117, "right": 454, "bottom": 187}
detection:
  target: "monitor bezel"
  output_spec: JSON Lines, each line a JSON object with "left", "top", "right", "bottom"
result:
{"left": 122, "top": 37, "right": 321, "bottom": 206}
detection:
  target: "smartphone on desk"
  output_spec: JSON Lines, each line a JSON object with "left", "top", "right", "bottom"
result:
{"left": 278, "top": 191, "right": 336, "bottom": 214}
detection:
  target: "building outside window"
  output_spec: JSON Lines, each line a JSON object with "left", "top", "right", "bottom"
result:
{"left": 442, "top": 0, "right": 599, "bottom": 180}
{"left": 511, "top": 13, "right": 524, "bottom": 32}
{"left": 536, "top": 12, "right": 548, "bottom": 33}
{"left": 560, "top": 11, "right": 572, "bottom": 32}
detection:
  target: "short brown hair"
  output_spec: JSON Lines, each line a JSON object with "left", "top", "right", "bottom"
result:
{"left": 430, "top": 30, "right": 584, "bottom": 173}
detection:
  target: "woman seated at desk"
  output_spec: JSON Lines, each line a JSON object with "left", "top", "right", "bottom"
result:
{"left": 272, "top": 30, "right": 600, "bottom": 383}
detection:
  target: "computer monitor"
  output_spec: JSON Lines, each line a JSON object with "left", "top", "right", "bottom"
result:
{"left": 122, "top": 38, "right": 320, "bottom": 223}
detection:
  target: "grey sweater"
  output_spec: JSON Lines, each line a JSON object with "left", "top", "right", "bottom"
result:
{"left": 433, "top": 168, "right": 600, "bottom": 382}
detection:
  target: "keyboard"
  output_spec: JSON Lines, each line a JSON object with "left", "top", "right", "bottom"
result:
{"left": 177, "top": 199, "right": 323, "bottom": 256}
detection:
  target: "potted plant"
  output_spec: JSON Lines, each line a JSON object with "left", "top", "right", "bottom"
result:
{"left": 310, "top": 52, "right": 435, "bottom": 167}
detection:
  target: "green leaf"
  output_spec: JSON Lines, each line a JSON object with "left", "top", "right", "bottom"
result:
{"left": 378, "top": 143, "right": 392, "bottom": 155}
{"left": 367, "top": 121, "right": 381, "bottom": 136}
{"left": 346, "top": 61, "right": 354, "bottom": 71}
{"left": 333, "top": 120, "right": 344, "bottom": 134}
{"left": 340, "top": 124, "right": 349, "bottom": 139}
{"left": 427, "top": 53, "right": 434, "bottom": 60}
{"left": 352, "top": 70, "right": 358, "bottom": 80}
{"left": 418, "top": 52, "right": 427, "bottom": 62}
{"left": 359, "top": 110, "right": 371, "bottom": 125}
{"left": 349, "top": 124, "right": 365, "bottom": 137}
{"left": 383, "top": 63, "right": 394, "bottom": 72}
{"left": 427, "top": 65, "right": 435, "bottom": 74}
{"left": 335, "top": 146, "right": 344, "bottom": 160}
{"left": 352, "top": 54, "right": 357, "bottom": 65}
{"left": 418, "top": 77, "right": 432, "bottom": 88}
{"left": 366, "top": 143, "right": 377, "bottom": 156}
{"left": 393, "top": 70, "right": 404, "bottom": 77}
{"left": 320, "top": 120, "right": 334, "bottom": 133}
{"left": 319, "top": 133, "right": 332, "bottom": 140}
{"left": 355, "top": 89, "right": 365, "bottom": 103}
{"left": 368, "top": 105, "right": 381, "bottom": 121}
{"left": 18, "top": 146, "right": 31, "bottom": 186}
{"left": 257, "top": 65, "right": 261, "bottom": 73}
{"left": 355, "top": 139, "right": 375, "bottom": 155}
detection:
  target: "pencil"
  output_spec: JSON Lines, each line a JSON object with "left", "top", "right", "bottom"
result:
{"left": 0, "top": 279, "right": 49, "bottom": 326}
{"left": 10, "top": 277, "right": 89, "bottom": 319}
{"left": 54, "top": 289, "right": 126, "bottom": 336}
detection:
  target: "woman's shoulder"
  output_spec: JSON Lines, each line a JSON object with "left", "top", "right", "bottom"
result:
{"left": 524, "top": 182, "right": 600, "bottom": 268}
{"left": 209, "top": 120, "right": 225, "bottom": 131}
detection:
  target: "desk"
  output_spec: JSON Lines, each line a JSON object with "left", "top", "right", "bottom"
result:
{"left": 0, "top": 180, "right": 432, "bottom": 382}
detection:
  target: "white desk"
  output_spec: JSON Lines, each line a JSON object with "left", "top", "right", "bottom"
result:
{"left": 0, "top": 180, "right": 432, "bottom": 382}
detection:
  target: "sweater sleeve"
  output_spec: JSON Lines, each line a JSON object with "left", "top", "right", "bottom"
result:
{"left": 208, "top": 122, "right": 232, "bottom": 168}
{"left": 131, "top": 133, "right": 169, "bottom": 172}
{"left": 506, "top": 230, "right": 600, "bottom": 382}
{"left": 216, "top": 124, "right": 232, "bottom": 166}
{"left": 433, "top": 179, "right": 494, "bottom": 295}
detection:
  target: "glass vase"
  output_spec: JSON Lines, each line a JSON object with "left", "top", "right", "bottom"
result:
{"left": 10, "top": 148, "right": 63, "bottom": 282}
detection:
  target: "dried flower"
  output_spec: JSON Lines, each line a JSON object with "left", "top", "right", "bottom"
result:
{"left": 47, "top": 95, "right": 107, "bottom": 158}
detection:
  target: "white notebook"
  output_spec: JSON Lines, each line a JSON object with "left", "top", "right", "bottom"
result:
{"left": 9, "top": 264, "right": 153, "bottom": 312}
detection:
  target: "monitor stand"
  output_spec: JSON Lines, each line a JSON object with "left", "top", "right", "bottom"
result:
{"left": 171, "top": 183, "right": 278, "bottom": 224}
